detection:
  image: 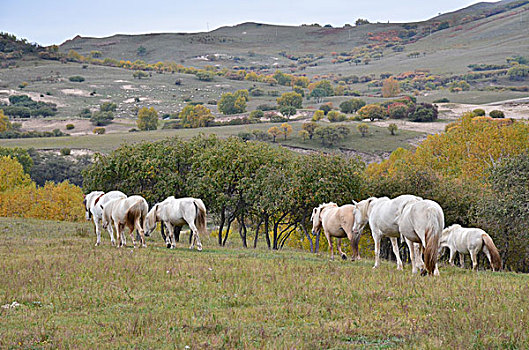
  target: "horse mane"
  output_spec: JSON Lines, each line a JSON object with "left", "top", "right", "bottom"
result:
{"left": 318, "top": 202, "right": 338, "bottom": 210}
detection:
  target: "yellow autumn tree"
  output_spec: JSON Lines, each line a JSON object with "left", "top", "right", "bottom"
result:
{"left": 280, "top": 123, "right": 293, "bottom": 140}
{"left": 381, "top": 77, "right": 400, "bottom": 98}
{"left": 268, "top": 126, "right": 281, "bottom": 142}
{"left": 0, "top": 109, "right": 12, "bottom": 132}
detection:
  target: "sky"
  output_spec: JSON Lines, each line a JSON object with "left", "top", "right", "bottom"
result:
{"left": 1, "top": 0, "right": 494, "bottom": 46}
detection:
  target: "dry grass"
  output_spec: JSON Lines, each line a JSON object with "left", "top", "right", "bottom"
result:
{"left": 0, "top": 217, "right": 527, "bottom": 349}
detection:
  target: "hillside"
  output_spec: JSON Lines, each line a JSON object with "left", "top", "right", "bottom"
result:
{"left": 58, "top": 0, "right": 529, "bottom": 76}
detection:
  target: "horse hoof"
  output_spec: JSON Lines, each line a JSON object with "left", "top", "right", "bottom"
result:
{"left": 341, "top": 254, "right": 347, "bottom": 260}
{"left": 420, "top": 269, "right": 428, "bottom": 276}
{"left": 142, "top": 244, "right": 147, "bottom": 248}
{"left": 166, "top": 243, "right": 171, "bottom": 248}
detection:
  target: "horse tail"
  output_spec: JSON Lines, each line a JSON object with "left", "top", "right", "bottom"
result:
{"left": 482, "top": 233, "right": 502, "bottom": 271}
{"left": 126, "top": 199, "right": 148, "bottom": 231}
{"left": 424, "top": 208, "right": 442, "bottom": 275}
{"left": 193, "top": 199, "right": 207, "bottom": 236}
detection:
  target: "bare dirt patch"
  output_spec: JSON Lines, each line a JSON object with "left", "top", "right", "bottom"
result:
{"left": 61, "top": 89, "right": 92, "bottom": 97}
{"left": 18, "top": 118, "right": 135, "bottom": 135}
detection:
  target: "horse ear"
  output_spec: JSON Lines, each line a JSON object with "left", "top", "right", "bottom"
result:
{"left": 352, "top": 200, "right": 358, "bottom": 205}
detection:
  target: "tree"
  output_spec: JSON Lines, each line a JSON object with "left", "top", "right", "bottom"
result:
{"left": 137, "top": 46, "right": 147, "bottom": 56}
{"left": 356, "top": 18, "right": 370, "bottom": 25}
{"left": 299, "top": 129, "right": 309, "bottom": 141}
{"left": 0, "top": 110, "right": 12, "bottom": 132}
{"left": 100, "top": 102, "right": 117, "bottom": 112}
{"left": 314, "top": 125, "right": 349, "bottom": 146}
{"left": 249, "top": 110, "right": 264, "bottom": 120}
{"left": 90, "top": 111, "right": 114, "bottom": 126}
{"left": 196, "top": 70, "right": 215, "bottom": 81}
{"left": 408, "top": 103, "right": 438, "bottom": 122}
{"left": 357, "top": 123, "right": 369, "bottom": 137}
{"left": 327, "top": 111, "right": 346, "bottom": 122}
{"left": 280, "top": 106, "right": 296, "bottom": 118}
{"left": 388, "top": 123, "right": 398, "bottom": 135}
{"left": 0, "top": 147, "right": 33, "bottom": 173}
{"left": 179, "top": 104, "right": 214, "bottom": 128}
{"left": 268, "top": 126, "right": 281, "bottom": 142}
{"left": 137, "top": 107, "right": 159, "bottom": 130}
{"left": 0, "top": 156, "right": 32, "bottom": 192}
{"left": 312, "top": 110, "right": 324, "bottom": 121}
{"left": 381, "top": 77, "right": 400, "bottom": 98}
{"left": 319, "top": 104, "right": 332, "bottom": 115}
{"left": 302, "top": 122, "right": 318, "bottom": 140}
{"left": 309, "top": 88, "right": 327, "bottom": 103}
{"left": 308, "top": 80, "right": 334, "bottom": 97}
{"left": 507, "top": 65, "right": 529, "bottom": 81}
{"left": 358, "top": 104, "right": 386, "bottom": 121}
{"left": 218, "top": 91, "right": 247, "bottom": 115}
{"left": 387, "top": 103, "right": 408, "bottom": 119}
{"left": 280, "top": 123, "right": 293, "bottom": 140}
{"left": 277, "top": 92, "right": 302, "bottom": 109}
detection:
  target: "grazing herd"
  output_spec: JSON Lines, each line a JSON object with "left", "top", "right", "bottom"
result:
{"left": 84, "top": 191, "right": 501, "bottom": 275}
{"left": 312, "top": 194, "right": 501, "bottom": 275}
{"left": 83, "top": 191, "right": 205, "bottom": 251}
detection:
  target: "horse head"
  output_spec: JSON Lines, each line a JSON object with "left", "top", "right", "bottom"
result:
{"left": 144, "top": 204, "right": 159, "bottom": 237}
{"left": 352, "top": 197, "right": 376, "bottom": 234}
{"left": 310, "top": 205, "right": 323, "bottom": 236}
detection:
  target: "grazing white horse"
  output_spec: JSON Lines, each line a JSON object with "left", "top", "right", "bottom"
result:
{"left": 101, "top": 195, "right": 149, "bottom": 248}
{"left": 144, "top": 197, "right": 206, "bottom": 251}
{"left": 352, "top": 195, "right": 422, "bottom": 270}
{"left": 83, "top": 190, "right": 127, "bottom": 246}
{"left": 440, "top": 224, "right": 502, "bottom": 271}
{"left": 311, "top": 202, "right": 360, "bottom": 261}
{"left": 398, "top": 199, "right": 444, "bottom": 276}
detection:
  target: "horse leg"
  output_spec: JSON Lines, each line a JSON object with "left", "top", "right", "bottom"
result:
{"left": 106, "top": 220, "right": 116, "bottom": 246}
{"left": 166, "top": 224, "right": 176, "bottom": 249}
{"left": 405, "top": 238, "right": 418, "bottom": 274}
{"left": 326, "top": 234, "right": 334, "bottom": 260}
{"left": 115, "top": 221, "right": 123, "bottom": 248}
{"left": 187, "top": 221, "right": 203, "bottom": 251}
{"left": 390, "top": 237, "right": 403, "bottom": 270}
{"left": 448, "top": 248, "right": 456, "bottom": 266}
{"left": 415, "top": 243, "right": 425, "bottom": 271}
{"left": 135, "top": 217, "right": 146, "bottom": 248}
{"left": 459, "top": 252, "right": 465, "bottom": 268}
{"left": 128, "top": 223, "right": 136, "bottom": 248}
{"left": 373, "top": 234, "right": 381, "bottom": 269}
{"left": 94, "top": 217, "right": 102, "bottom": 246}
{"left": 482, "top": 245, "right": 493, "bottom": 271}
{"left": 470, "top": 249, "right": 478, "bottom": 271}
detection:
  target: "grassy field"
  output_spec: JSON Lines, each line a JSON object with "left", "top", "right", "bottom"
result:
{"left": 0, "top": 120, "right": 423, "bottom": 155}
{"left": 1, "top": 217, "right": 528, "bottom": 349}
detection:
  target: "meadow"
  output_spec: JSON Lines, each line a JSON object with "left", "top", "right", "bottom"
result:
{"left": 1, "top": 217, "right": 528, "bottom": 349}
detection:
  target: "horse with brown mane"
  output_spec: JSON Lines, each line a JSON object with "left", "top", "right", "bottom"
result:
{"left": 311, "top": 202, "right": 360, "bottom": 261}
{"left": 101, "top": 195, "right": 149, "bottom": 248}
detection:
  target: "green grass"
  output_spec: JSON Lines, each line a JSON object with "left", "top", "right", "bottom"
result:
{"left": 0, "top": 121, "right": 423, "bottom": 154}
{"left": 1, "top": 217, "right": 528, "bottom": 348}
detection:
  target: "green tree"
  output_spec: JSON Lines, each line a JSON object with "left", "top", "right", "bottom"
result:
{"left": 280, "top": 106, "right": 297, "bottom": 118}
{"left": 388, "top": 123, "right": 398, "bottom": 135}
{"left": 137, "top": 107, "right": 159, "bottom": 130}
{"left": 408, "top": 103, "right": 438, "bottom": 122}
{"left": 90, "top": 111, "right": 114, "bottom": 126}
{"left": 100, "top": 102, "right": 117, "bottom": 112}
{"left": 358, "top": 104, "right": 386, "bottom": 121}
{"left": 357, "top": 123, "right": 369, "bottom": 137}
{"left": 196, "top": 70, "right": 215, "bottom": 81}
{"left": 277, "top": 92, "right": 302, "bottom": 109}
{"left": 179, "top": 104, "right": 214, "bottom": 128}
{"left": 302, "top": 122, "right": 318, "bottom": 140}
{"left": 137, "top": 46, "right": 147, "bottom": 56}
{"left": 218, "top": 91, "right": 247, "bottom": 115}
{"left": 507, "top": 65, "right": 529, "bottom": 81}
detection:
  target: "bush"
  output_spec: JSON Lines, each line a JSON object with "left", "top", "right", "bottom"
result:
{"left": 407, "top": 103, "right": 438, "bottom": 122}
{"left": 358, "top": 104, "right": 386, "bottom": 121}
{"left": 472, "top": 108, "right": 486, "bottom": 116}
{"left": 79, "top": 108, "right": 91, "bottom": 118}
{"left": 327, "top": 111, "right": 347, "bottom": 122}
{"left": 388, "top": 123, "right": 398, "bottom": 135}
{"left": 357, "top": 123, "right": 369, "bottom": 137}
{"left": 280, "top": 106, "right": 297, "bottom": 117}
{"left": 339, "top": 98, "right": 365, "bottom": 114}
{"left": 387, "top": 103, "right": 408, "bottom": 119}
{"left": 256, "top": 104, "right": 276, "bottom": 111}
{"left": 93, "top": 127, "right": 105, "bottom": 134}
{"left": 65, "top": 124, "right": 75, "bottom": 130}
{"left": 489, "top": 110, "right": 505, "bottom": 118}
{"left": 312, "top": 110, "right": 324, "bottom": 121}
{"left": 100, "top": 102, "right": 117, "bottom": 112}
{"left": 319, "top": 104, "right": 332, "bottom": 115}
{"left": 270, "top": 114, "right": 288, "bottom": 123}
{"left": 249, "top": 110, "right": 264, "bottom": 120}
{"left": 90, "top": 111, "right": 114, "bottom": 126}
{"left": 60, "top": 148, "right": 71, "bottom": 156}
{"left": 433, "top": 98, "right": 450, "bottom": 103}
{"left": 68, "top": 75, "right": 85, "bottom": 82}
{"left": 137, "top": 107, "right": 159, "bottom": 131}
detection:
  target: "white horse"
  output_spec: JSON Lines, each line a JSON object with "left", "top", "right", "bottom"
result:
{"left": 144, "top": 197, "right": 206, "bottom": 251}
{"left": 311, "top": 202, "right": 360, "bottom": 261}
{"left": 398, "top": 199, "right": 444, "bottom": 276}
{"left": 101, "top": 195, "right": 149, "bottom": 248}
{"left": 440, "top": 224, "right": 502, "bottom": 271}
{"left": 352, "top": 195, "right": 422, "bottom": 270}
{"left": 83, "top": 190, "right": 127, "bottom": 246}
